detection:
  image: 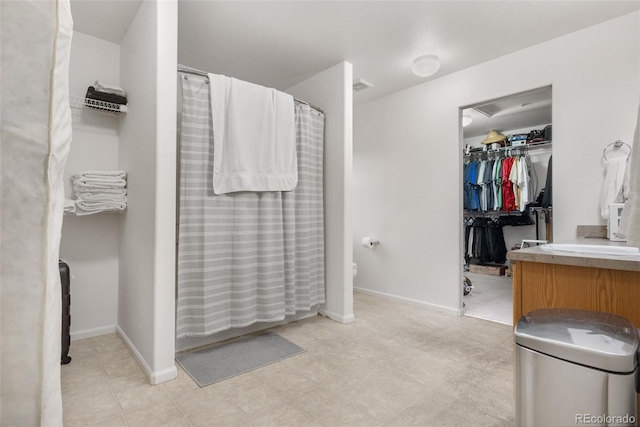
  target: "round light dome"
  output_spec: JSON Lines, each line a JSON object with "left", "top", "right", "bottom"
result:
{"left": 412, "top": 55, "right": 440, "bottom": 77}
{"left": 462, "top": 115, "right": 473, "bottom": 127}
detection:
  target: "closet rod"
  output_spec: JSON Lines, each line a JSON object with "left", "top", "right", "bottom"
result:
{"left": 464, "top": 140, "right": 552, "bottom": 158}
{"left": 177, "top": 67, "right": 324, "bottom": 114}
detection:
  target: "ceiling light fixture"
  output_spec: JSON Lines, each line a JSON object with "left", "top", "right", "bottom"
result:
{"left": 412, "top": 55, "right": 440, "bottom": 77}
{"left": 462, "top": 115, "right": 473, "bottom": 127}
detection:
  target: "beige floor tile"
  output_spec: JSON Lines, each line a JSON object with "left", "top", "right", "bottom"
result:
{"left": 91, "top": 333, "right": 128, "bottom": 354}
{"left": 123, "top": 400, "right": 186, "bottom": 427}
{"left": 115, "top": 383, "right": 172, "bottom": 413}
{"left": 290, "top": 355, "right": 345, "bottom": 384}
{"left": 350, "top": 387, "right": 408, "bottom": 422}
{"left": 491, "top": 373, "right": 515, "bottom": 400}
{"left": 68, "top": 338, "right": 96, "bottom": 360}
{"left": 62, "top": 375, "right": 112, "bottom": 406}
{"left": 64, "top": 414, "right": 127, "bottom": 427}
{"left": 215, "top": 371, "right": 264, "bottom": 395}
{"left": 384, "top": 404, "right": 471, "bottom": 427}
{"left": 62, "top": 389, "right": 121, "bottom": 426}
{"left": 400, "top": 381, "right": 483, "bottom": 426}
{"left": 187, "top": 402, "right": 251, "bottom": 427}
{"left": 162, "top": 366, "right": 199, "bottom": 396}
{"left": 317, "top": 373, "right": 376, "bottom": 403}
{"left": 250, "top": 402, "right": 312, "bottom": 427}
{"left": 291, "top": 388, "right": 345, "bottom": 420}
{"left": 108, "top": 369, "right": 149, "bottom": 394}
{"left": 253, "top": 367, "right": 319, "bottom": 400}
{"left": 224, "top": 381, "right": 286, "bottom": 417}
{"left": 367, "top": 367, "right": 430, "bottom": 405}
{"left": 316, "top": 404, "right": 382, "bottom": 427}
{"left": 172, "top": 384, "right": 230, "bottom": 415}
{"left": 103, "top": 355, "right": 146, "bottom": 381}
{"left": 62, "top": 292, "right": 515, "bottom": 426}
{"left": 61, "top": 354, "right": 106, "bottom": 391}
{"left": 97, "top": 346, "right": 135, "bottom": 365}
{"left": 464, "top": 404, "right": 515, "bottom": 427}
{"left": 99, "top": 348, "right": 144, "bottom": 378}
{"left": 440, "top": 365, "right": 511, "bottom": 406}
{"left": 408, "top": 352, "right": 467, "bottom": 387}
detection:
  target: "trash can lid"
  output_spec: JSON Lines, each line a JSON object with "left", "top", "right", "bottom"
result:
{"left": 515, "top": 309, "right": 638, "bottom": 373}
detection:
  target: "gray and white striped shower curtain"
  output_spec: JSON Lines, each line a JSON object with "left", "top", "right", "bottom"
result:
{"left": 176, "top": 75, "right": 325, "bottom": 338}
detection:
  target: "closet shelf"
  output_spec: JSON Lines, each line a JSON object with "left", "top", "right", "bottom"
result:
{"left": 465, "top": 141, "right": 551, "bottom": 158}
{"left": 464, "top": 206, "right": 551, "bottom": 217}
{"left": 69, "top": 95, "right": 128, "bottom": 114}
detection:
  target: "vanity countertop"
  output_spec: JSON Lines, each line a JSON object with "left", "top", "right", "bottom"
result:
{"left": 507, "top": 238, "right": 640, "bottom": 272}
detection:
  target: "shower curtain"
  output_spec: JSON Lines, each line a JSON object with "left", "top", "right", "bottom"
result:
{"left": 1, "top": 0, "right": 72, "bottom": 424}
{"left": 176, "top": 75, "right": 325, "bottom": 338}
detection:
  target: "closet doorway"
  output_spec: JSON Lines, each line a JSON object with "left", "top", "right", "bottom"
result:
{"left": 461, "top": 87, "right": 553, "bottom": 325}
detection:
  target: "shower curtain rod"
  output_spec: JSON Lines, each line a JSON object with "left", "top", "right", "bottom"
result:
{"left": 177, "top": 67, "right": 324, "bottom": 114}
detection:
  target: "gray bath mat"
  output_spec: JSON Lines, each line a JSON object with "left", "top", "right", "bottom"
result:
{"left": 176, "top": 332, "right": 305, "bottom": 387}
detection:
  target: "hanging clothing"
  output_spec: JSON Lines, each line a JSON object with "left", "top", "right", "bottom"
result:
{"left": 492, "top": 159, "right": 502, "bottom": 211}
{"left": 501, "top": 157, "right": 517, "bottom": 212}
{"left": 466, "top": 217, "right": 507, "bottom": 265}
{"left": 518, "top": 156, "right": 530, "bottom": 212}
{"left": 525, "top": 155, "right": 538, "bottom": 206}
{"left": 477, "top": 160, "right": 487, "bottom": 211}
{"left": 464, "top": 161, "right": 480, "bottom": 211}
{"left": 542, "top": 156, "right": 553, "bottom": 208}
{"left": 509, "top": 157, "right": 520, "bottom": 210}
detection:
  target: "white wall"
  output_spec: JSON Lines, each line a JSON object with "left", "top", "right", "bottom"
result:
{"left": 287, "top": 61, "right": 355, "bottom": 324}
{"left": 118, "top": 0, "right": 177, "bottom": 384}
{"left": 353, "top": 12, "right": 640, "bottom": 313}
{"left": 60, "top": 31, "right": 121, "bottom": 339}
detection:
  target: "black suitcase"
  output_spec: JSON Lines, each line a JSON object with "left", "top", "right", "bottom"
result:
{"left": 59, "top": 260, "right": 72, "bottom": 364}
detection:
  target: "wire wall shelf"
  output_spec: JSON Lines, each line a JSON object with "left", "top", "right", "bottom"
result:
{"left": 464, "top": 141, "right": 551, "bottom": 159}
{"left": 69, "top": 95, "right": 128, "bottom": 114}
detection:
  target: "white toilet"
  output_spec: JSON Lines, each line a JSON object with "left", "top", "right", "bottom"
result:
{"left": 352, "top": 263, "right": 358, "bottom": 278}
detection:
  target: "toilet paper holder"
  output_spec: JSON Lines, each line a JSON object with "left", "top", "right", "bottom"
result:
{"left": 362, "top": 237, "right": 380, "bottom": 248}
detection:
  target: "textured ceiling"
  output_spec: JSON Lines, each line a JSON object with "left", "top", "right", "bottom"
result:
{"left": 70, "top": 1, "right": 640, "bottom": 105}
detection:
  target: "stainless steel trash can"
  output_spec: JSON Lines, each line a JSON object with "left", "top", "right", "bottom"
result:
{"left": 515, "top": 309, "right": 638, "bottom": 427}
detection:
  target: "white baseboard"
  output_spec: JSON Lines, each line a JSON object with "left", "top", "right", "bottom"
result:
{"left": 320, "top": 310, "right": 355, "bottom": 324}
{"left": 71, "top": 325, "right": 116, "bottom": 341}
{"left": 354, "top": 287, "right": 463, "bottom": 316}
{"left": 151, "top": 365, "right": 178, "bottom": 385}
{"left": 116, "top": 326, "right": 177, "bottom": 385}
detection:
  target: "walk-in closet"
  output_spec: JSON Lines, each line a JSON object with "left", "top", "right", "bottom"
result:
{"left": 462, "top": 87, "right": 553, "bottom": 325}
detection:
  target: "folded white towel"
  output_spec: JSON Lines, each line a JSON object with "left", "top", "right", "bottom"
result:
{"left": 76, "top": 170, "right": 126, "bottom": 180}
{"left": 64, "top": 198, "right": 76, "bottom": 214}
{"left": 76, "top": 194, "right": 127, "bottom": 203}
{"left": 74, "top": 178, "right": 126, "bottom": 188}
{"left": 75, "top": 200, "right": 127, "bottom": 216}
{"left": 74, "top": 186, "right": 127, "bottom": 196}
{"left": 600, "top": 156, "right": 629, "bottom": 219}
{"left": 209, "top": 73, "right": 297, "bottom": 194}
{"left": 93, "top": 80, "right": 127, "bottom": 97}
